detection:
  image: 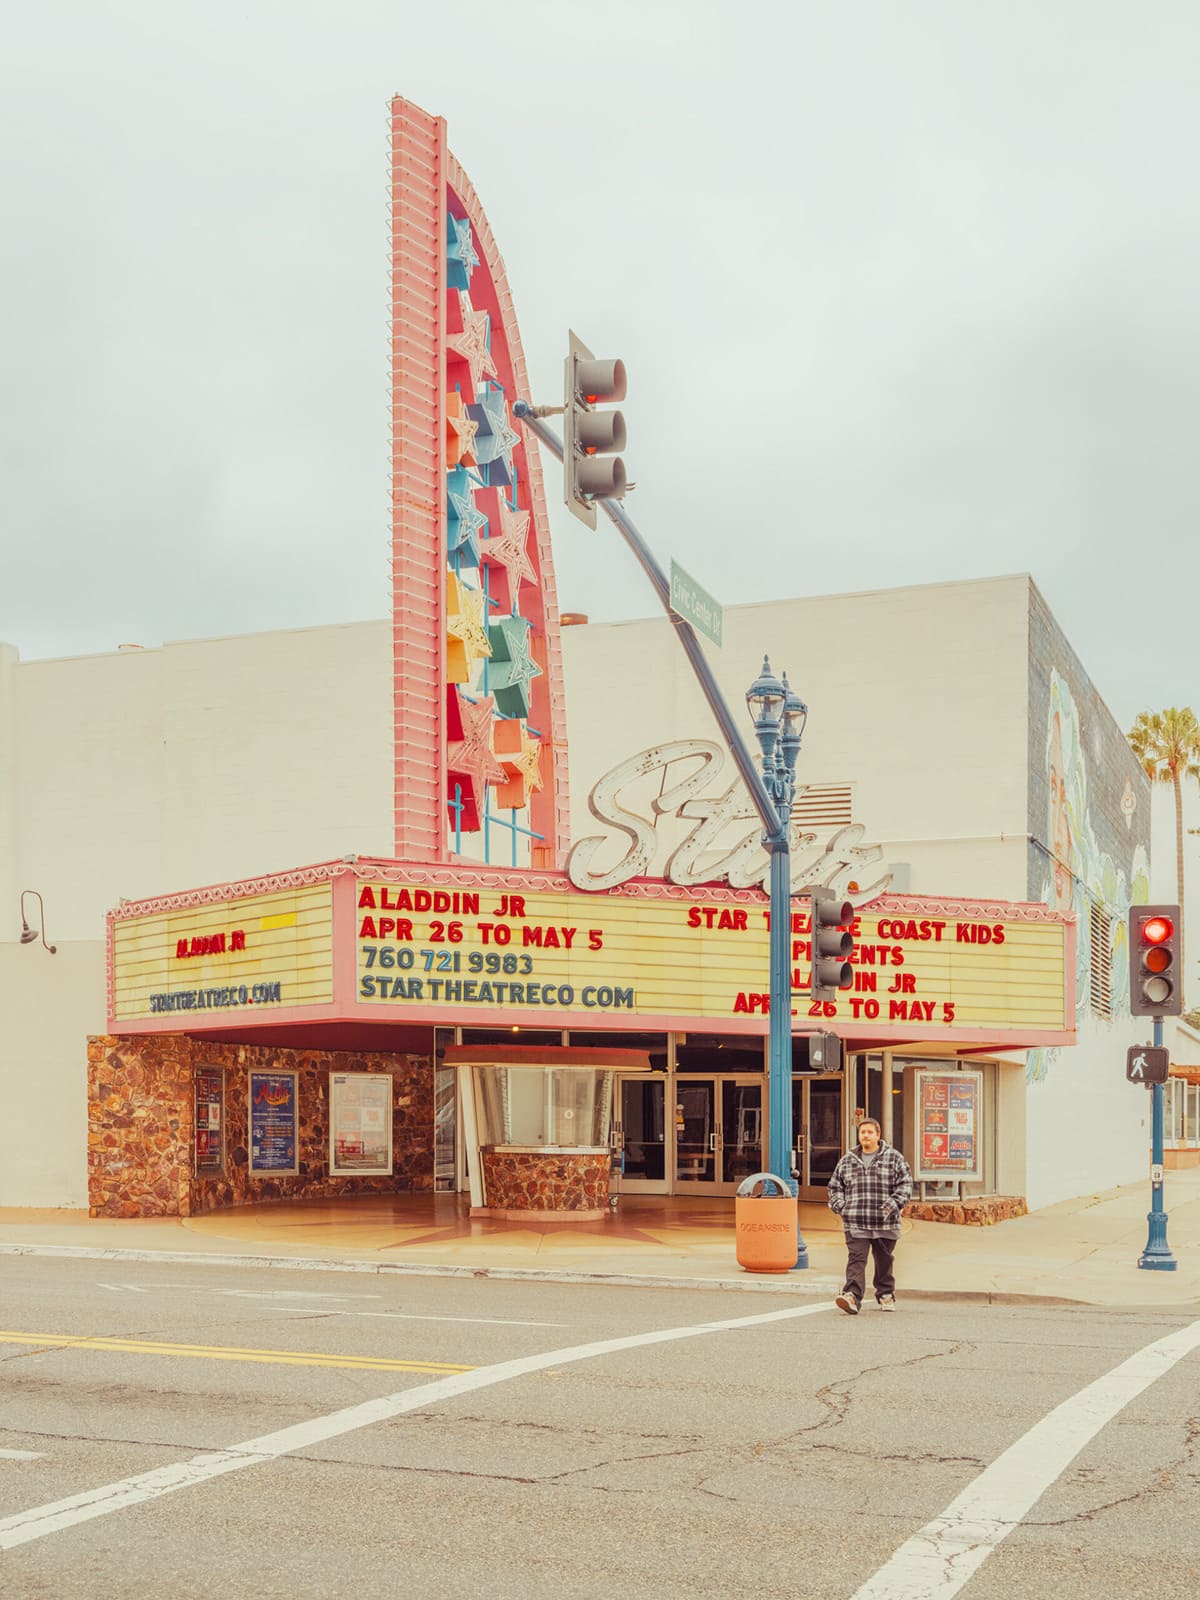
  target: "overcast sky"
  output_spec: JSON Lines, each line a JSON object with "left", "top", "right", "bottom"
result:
{"left": 2, "top": 1, "right": 1196, "bottom": 731}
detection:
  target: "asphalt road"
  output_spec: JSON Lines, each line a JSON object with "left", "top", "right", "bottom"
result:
{"left": 1, "top": 1256, "right": 1198, "bottom": 1600}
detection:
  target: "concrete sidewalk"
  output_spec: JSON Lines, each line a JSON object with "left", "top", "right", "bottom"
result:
{"left": 1, "top": 1169, "right": 1198, "bottom": 1307}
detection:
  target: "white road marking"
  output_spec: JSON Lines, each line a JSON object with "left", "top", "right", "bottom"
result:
{"left": 0, "top": 1450, "right": 45, "bottom": 1461}
{"left": 268, "top": 1308, "right": 568, "bottom": 1329}
{"left": 853, "top": 1315, "right": 1200, "bottom": 1600}
{"left": 97, "top": 1283, "right": 379, "bottom": 1303}
{"left": 0, "top": 1300, "right": 830, "bottom": 1550}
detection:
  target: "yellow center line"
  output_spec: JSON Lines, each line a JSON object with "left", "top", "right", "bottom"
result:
{"left": 0, "top": 1331, "right": 474, "bottom": 1375}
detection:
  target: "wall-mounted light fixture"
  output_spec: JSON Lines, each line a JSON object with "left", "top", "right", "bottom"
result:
{"left": 19, "top": 890, "right": 56, "bottom": 954}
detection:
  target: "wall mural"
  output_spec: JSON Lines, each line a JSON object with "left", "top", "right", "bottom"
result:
{"left": 1027, "top": 667, "right": 1149, "bottom": 1083}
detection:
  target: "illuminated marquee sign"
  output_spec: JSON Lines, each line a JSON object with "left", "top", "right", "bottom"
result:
{"left": 355, "top": 881, "right": 1070, "bottom": 1037}
{"left": 111, "top": 883, "right": 334, "bottom": 1023}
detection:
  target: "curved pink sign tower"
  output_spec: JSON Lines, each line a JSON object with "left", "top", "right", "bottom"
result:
{"left": 389, "top": 97, "right": 569, "bottom": 871}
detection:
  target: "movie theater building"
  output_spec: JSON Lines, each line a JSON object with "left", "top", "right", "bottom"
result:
{"left": 0, "top": 98, "right": 1161, "bottom": 1221}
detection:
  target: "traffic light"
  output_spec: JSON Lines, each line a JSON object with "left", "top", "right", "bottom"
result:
{"left": 1129, "top": 904, "right": 1182, "bottom": 1017}
{"left": 810, "top": 888, "right": 854, "bottom": 1002}
{"left": 564, "top": 330, "right": 627, "bottom": 529}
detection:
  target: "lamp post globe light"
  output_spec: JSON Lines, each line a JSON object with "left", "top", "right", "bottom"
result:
{"left": 746, "top": 656, "right": 809, "bottom": 1269}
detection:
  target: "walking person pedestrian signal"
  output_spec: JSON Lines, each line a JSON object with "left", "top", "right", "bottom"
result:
{"left": 1126, "top": 1045, "right": 1170, "bottom": 1085}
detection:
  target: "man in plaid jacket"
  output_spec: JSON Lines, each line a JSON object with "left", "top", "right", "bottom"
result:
{"left": 827, "top": 1117, "right": 912, "bottom": 1315}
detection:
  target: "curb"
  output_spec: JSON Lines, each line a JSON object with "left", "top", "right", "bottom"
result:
{"left": 0, "top": 1241, "right": 1158, "bottom": 1306}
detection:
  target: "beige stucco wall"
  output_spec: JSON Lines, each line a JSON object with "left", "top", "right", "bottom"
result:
{"left": 9, "top": 622, "right": 394, "bottom": 942}
{"left": 0, "top": 942, "right": 103, "bottom": 1207}
{"left": 560, "top": 574, "right": 1033, "bottom": 903}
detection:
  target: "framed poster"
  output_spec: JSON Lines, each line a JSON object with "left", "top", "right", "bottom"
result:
{"left": 330, "top": 1072, "right": 393, "bottom": 1176}
{"left": 248, "top": 1069, "right": 299, "bottom": 1176}
{"left": 194, "top": 1066, "right": 225, "bottom": 1175}
{"left": 914, "top": 1070, "right": 982, "bottom": 1181}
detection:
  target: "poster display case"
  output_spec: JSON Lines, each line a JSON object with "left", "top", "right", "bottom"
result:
{"left": 248, "top": 1069, "right": 299, "bottom": 1176}
{"left": 193, "top": 1066, "right": 225, "bottom": 1175}
{"left": 913, "top": 1069, "right": 982, "bottom": 1181}
{"left": 330, "top": 1072, "right": 393, "bottom": 1176}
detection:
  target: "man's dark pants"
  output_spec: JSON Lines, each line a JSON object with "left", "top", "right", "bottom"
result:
{"left": 843, "top": 1233, "right": 897, "bottom": 1303}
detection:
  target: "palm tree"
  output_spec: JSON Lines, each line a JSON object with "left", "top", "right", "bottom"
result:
{"left": 1128, "top": 706, "right": 1200, "bottom": 1004}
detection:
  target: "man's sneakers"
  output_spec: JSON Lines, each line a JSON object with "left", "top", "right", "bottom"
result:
{"left": 835, "top": 1293, "right": 860, "bottom": 1316}
{"left": 877, "top": 1294, "right": 897, "bottom": 1311}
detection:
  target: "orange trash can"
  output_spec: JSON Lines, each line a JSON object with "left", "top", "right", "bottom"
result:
{"left": 734, "top": 1172, "right": 799, "bottom": 1273}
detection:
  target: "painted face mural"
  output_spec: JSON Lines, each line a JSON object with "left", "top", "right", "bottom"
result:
{"left": 1027, "top": 670, "right": 1149, "bottom": 1084}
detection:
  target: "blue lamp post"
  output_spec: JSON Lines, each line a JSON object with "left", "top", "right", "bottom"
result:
{"left": 746, "top": 657, "right": 809, "bottom": 1269}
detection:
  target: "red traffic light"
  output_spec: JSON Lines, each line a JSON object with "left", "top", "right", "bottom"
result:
{"left": 1129, "top": 904, "right": 1182, "bottom": 1018}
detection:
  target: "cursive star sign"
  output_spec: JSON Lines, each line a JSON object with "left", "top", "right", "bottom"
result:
{"left": 448, "top": 294, "right": 498, "bottom": 393}
{"left": 487, "top": 612, "right": 542, "bottom": 719}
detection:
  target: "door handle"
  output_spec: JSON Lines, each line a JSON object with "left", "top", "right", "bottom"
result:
{"left": 709, "top": 1132, "right": 718, "bottom": 1152}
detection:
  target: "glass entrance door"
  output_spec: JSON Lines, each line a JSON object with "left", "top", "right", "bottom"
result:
{"left": 675, "top": 1077, "right": 763, "bottom": 1195}
{"left": 793, "top": 1074, "right": 844, "bottom": 1200}
{"left": 615, "top": 1075, "right": 667, "bottom": 1193}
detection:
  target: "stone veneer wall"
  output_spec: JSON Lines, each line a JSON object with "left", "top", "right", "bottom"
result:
{"left": 88, "top": 1035, "right": 434, "bottom": 1218}
{"left": 479, "top": 1147, "right": 612, "bottom": 1213}
{"left": 906, "top": 1195, "right": 1027, "bottom": 1226}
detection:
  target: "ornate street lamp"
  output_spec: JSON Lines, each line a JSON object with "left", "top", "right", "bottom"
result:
{"left": 746, "top": 657, "right": 808, "bottom": 1268}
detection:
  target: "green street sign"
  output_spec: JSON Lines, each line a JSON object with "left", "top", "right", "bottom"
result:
{"left": 669, "top": 559, "right": 723, "bottom": 648}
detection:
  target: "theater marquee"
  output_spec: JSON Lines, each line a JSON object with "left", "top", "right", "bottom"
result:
{"left": 107, "top": 863, "right": 1074, "bottom": 1048}
{"left": 353, "top": 878, "right": 1073, "bottom": 1041}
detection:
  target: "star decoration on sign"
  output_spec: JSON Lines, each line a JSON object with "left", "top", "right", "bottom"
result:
{"left": 445, "top": 572, "right": 493, "bottom": 685}
{"left": 494, "top": 722, "right": 544, "bottom": 811}
{"left": 467, "top": 386, "right": 521, "bottom": 490}
{"left": 446, "top": 212, "right": 479, "bottom": 291}
{"left": 446, "top": 392, "right": 478, "bottom": 470}
{"left": 447, "top": 691, "right": 507, "bottom": 833}
{"left": 447, "top": 468, "right": 486, "bottom": 567}
{"left": 480, "top": 493, "right": 536, "bottom": 607}
{"left": 448, "top": 294, "right": 498, "bottom": 392}
{"left": 487, "top": 613, "right": 542, "bottom": 720}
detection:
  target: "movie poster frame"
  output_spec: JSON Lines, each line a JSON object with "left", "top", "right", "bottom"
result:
{"left": 248, "top": 1068, "right": 300, "bottom": 1177}
{"left": 329, "top": 1071, "right": 393, "bottom": 1177}
{"left": 913, "top": 1068, "right": 983, "bottom": 1182}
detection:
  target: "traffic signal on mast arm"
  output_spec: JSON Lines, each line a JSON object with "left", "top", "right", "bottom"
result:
{"left": 810, "top": 888, "right": 854, "bottom": 1002}
{"left": 1129, "top": 904, "right": 1182, "bottom": 1017}
{"left": 564, "top": 329, "right": 627, "bottom": 529}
